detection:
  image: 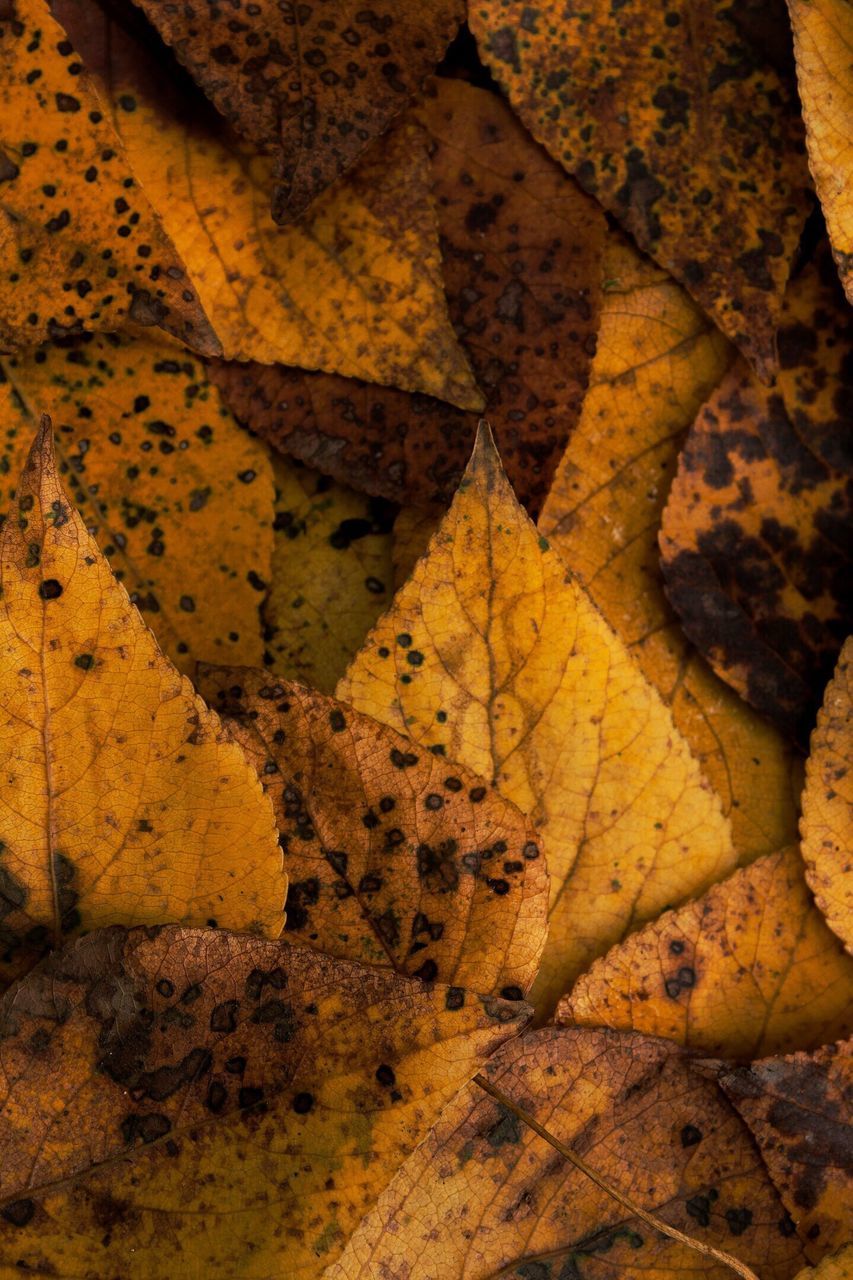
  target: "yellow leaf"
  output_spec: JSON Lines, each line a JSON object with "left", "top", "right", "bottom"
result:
{"left": 51, "top": 1, "right": 482, "bottom": 405}
{"left": 0, "top": 421, "right": 284, "bottom": 986}
{"left": 0, "top": 925, "right": 528, "bottom": 1276}
{"left": 201, "top": 667, "right": 549, "bottom": 996}
{"left": 796, "top": 1246, "right": 853, "bottom": 1280}
{"left": 788, "top": 0, "right": 853, "bottom": 302}
{"left": 0, "top": 333, "right": 274, "bottom": 675}
{"left": 558, "top": 847, "right": 853, "bottom": 1059}
{"left": 801, "top": 637, "right": 853, "bottom": 953}
{"left": 539, "top": 236, "right": 802, "bottom": 864}
{"left": 0, "top": 0, "right": 218, "bottom": 354}
{"left": 263, "top": 456, "right": 395, "bottom": 694}
{"left": 338, "top": 426, "right": 736, "bottom": 1015}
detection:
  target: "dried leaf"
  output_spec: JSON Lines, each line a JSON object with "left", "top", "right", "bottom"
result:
{"left": 0, "top": 421, "right": 283, "bottom": 986}
{"left": 0, "top": 924, "right": 527, "bottom": 1275}
{"left": 328, "top": 1027, "right": 807, "bottom": 1280}
{"left": 338, "top": 426, "right": 736, "bottom": 1015}
{"left": 262, "top": 456, "right": 396, "bottom": 694}
{"left": 660, "top": 255, "right": 853, "bottom": 742}
{"left": 0, "top": 332, "right": 274, "bottom": 675}
{"left": 720, "top": 1039, "right": 852, "bottom": 1263}
{"left": 201, "top": 667, "right": 550, "bottom": 997}
{"left": 539, "top": 235, "right": 802, "bottom": 863}
{"left": 133, "top": 0, "right": 464, "bottom": 223}
{"left": 50, "top": 0, "right": 480, "bottom": 403}
{"left": 212, "top": 78, "right": 605, "bottom": 515}
{"left": 558, "top": 847, "right": 853, "bottom": 1060}
{"left": 801, "top": 638, "right": 853, "bottom": 952}
{"left": 796, "top": 1246, "right": 853, "bottom": 1279}
{"left": 788, "top": 0, "right": 853, "bottom": 301}
{"left": 469, "top": 0, "right": 813, "bottom": 377}
{"left": 0, "top": 0, "right": 218, "bottom": 353}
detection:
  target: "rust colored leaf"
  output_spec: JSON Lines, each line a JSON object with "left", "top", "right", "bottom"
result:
{"left": 660, "top": 254, "right": 853, "bottom": 743}
{"left": 328, "top": 1027, "right": 807, "bottom": 1280}
{"left": 200, "top": 666, "right": 550, "bottom": 997}
{"left": 558, "top": 847, "right": 853, "bottom": 1060}
{"left": 210, "top": 78, "right": 606, "bottom": 516}
{"left": 720, "top": 1039, "right": 853, "bottom": 1263}
{"left": 801, "top": 638, "right": 853, "bottom": 952}
{"left": 0, "top": 421, "right": 283, "bottom": 986}
{"left": 0, "top": 0, "right": 218, "bottom": 354}
{"left": 469, "top": 0, "right": 813, "bottom": 378}
{"left": 0, "top": 924, "right": 527, "bottom": 1275}
{"left": 133, "top": 0, "right": 464, "bottom": 222}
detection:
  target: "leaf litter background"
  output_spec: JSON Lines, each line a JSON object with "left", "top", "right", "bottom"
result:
{"left": 0, "top": 0, "right": 851, "bottom": 1277}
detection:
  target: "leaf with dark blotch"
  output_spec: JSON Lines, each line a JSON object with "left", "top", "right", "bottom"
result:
{"left": 0, "top": 925, "right": 528, "bottom": 1276}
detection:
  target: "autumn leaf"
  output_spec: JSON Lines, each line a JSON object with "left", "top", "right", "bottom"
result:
{"left": 539, "top": 234, "right": 803, "bottom": 864}
{"left": 557, "top": 847, "right": 853, "bottom": 1060}
{"left": 328, "top": 1027, "right": 807, "bottom": 1279}
{"left": 200, "top": 666, "right": 549, "bottom": 997}
{"left": 720, "top": 1039, "right": 852, "bottom": 1264}
{"left": 0, "top": 420, "right": 283, "bottom": 986}
{"left": 801, "top": 637, "right": 852, "bottom": 952}
{"left": 211, "top": 77, "right": 605, "bottom": 516}
{"left": 132, "top": 0, "right": 465, "bottom": 223}
{"left": 50, "top": 0, "right": 480, "bottom": 404}
{"left": 797, "top": 1246, "right": 853, "bottom": 1279}
{"left": 339, "top": 425, "right": 736, "bottom": 1015}
{"left": 0, "top": 0, "right": 218, "bottom": 354}
{"left": 469, "top": 0, "right": 813, "bottom": 377}
{"left": 660, "top": 252, "right": 853, "bottom": 742}
{"left": 0, "top": 332, "right": 274, "bottom": 675}
{"left": 788, "top": 0, "right": 853, "bottom": 302}
{"left": 0, "top": 924, "right": 527, "bottom": 1275}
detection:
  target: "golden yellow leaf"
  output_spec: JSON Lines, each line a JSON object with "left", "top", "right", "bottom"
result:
{"left": 201, "top": 666, "right": 549, "bottom": 996}
{"left": 796, "top": 1246, "right": 853, "bottom": 1279}
{"left": 338, "top": 426, "right": 736, "bottom": 1015}
{"left": 0, "top": 421, "right": 283, "bottom": 986}
{"left": 50, "top": 0, "right": 482, "bottom": 406}
{"left": 0, "top": 333, "right": 274, "bottom": 675}
{"left": 801, "top": 638, "right": 853, "bottom": 952}
{"left": 788, "top": 0, "right": 853, "bottom": 301}
{"left": 0, "top": 0, "right": 218, "bottom": 354}
{"left": 539, "top": 236, "right": 802, "bottom": 864}
{"left": 328, "top": 1027, "right": 807, "bottom": 1280}
{"left": 0, "top": 924, "right": 528, "bottom": 1276}
{"left": 263, "top": 456, "right": 395, "bottom": 694}
{"left": 558, "top": 847, "right": 853, "bottom": 1059}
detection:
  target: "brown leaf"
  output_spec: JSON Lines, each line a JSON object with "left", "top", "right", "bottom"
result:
{"left": 210, "top": 78, "right": 606, "bottom": 516}
{"left": 720, "top": 1039, "right": 853, "bottom": 1264}
{"left": 200, "top": 666, "right": 550, "bottom": 997}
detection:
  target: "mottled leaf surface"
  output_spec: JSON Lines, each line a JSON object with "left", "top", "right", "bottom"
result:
{"left": 201, "top": 667, "right": 549, "bottom": 997}
{"left": 328, "top": 1027, "right": 807, "bottom": 1280}
{"left": 0, "top": 925, "right": 527, "bottom": 1276}
{"left": 0, "top": 423, "right": 283, "bottom": 986}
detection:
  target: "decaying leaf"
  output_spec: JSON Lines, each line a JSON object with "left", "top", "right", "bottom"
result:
{"left": 796, "top": 1246, "right": 853, "bottom": 1279}
{"left": 328, "top": 1027, "right": 807, "bottom": 1279}
{"left": 788, "top": 0, "right": 853, "bottom": 301}
{"left": 339, "top": 425, "right": 736, "bottom": 1015}
{"left": 262, "top": 455, "right": 395, "bottom": 694}
{"left": 469, "top": 0, "right": 813, "bottom": 377}
{"left": 0, "top": 332, "right": 274, "bottom": 675}
{"left": 660, "top": 254, "right": 853, "bottom": 743}
{"left": 0, "top": 420, "right": 283, "bottom": 986}
{"left": 0, "top": 0, "right": 217, "bottom": 354}
{"left": 201, "top": 667, "right": 550, "bottom": 997}
{"left": 0, "top": 924, "right": 527, "bottom": 1276}
{"left": 133, "top": 0, "right": 464, "bottom": 223}
{"left": 801, "top": 637, "right": 852, "bottom": 952}
{"left": 212, "top": 78, "right": 605, "bottom": 515}
{"left": 49, "top": 0, "right": 480, "bottom": 404}
{"left": 539, "top": 235, "right": 802, "bottom": 864}
{"left": 557, "top": 847, "right": 853, "bottom": 1060}
{"left": 720, "top": 1039, "right": 852, "bottom": 1263}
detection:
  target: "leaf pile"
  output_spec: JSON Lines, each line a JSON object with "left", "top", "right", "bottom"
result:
{"left": 0, "top": 0, "right": 851, "bottom": 1277}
